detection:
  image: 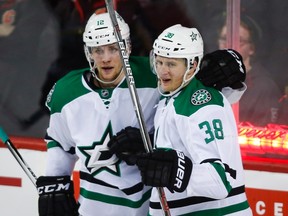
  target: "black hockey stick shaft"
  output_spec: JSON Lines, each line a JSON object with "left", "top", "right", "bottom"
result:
{"left": 0, "top": 127, "right": 37, "bottom": 187}
{"left": 104, "top": 1, "right": 171, "bottom": 215}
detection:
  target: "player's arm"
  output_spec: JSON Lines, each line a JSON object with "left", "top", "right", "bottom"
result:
{"left": 36, "top": 140, "right": 79, "bottom": 216}
{"left": 181, "top": 107, "right": 238, "bottom": 199}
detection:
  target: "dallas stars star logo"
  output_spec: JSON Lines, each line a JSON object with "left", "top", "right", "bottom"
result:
{"left": 78, "top": 123, "right": 120, "bottom": 176}
{"left": 190, "top": 32, "right": 198, "bottom": 41}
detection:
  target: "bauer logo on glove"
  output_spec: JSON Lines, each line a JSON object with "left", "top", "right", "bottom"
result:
{"left": 136, "top": 149, "right": 192, "bottom": 193}
{"left": 174, "top": 150, "right": 187, "bottom": 190}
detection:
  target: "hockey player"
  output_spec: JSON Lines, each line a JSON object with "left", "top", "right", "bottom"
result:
{"left": 36, "top": 11, "right": 157, "bottom": 216}
{"left": 36, "top": 11, "right": 248, "bottom": 216}
{"left": 131, "top": 24, "right": 252, "bottom": 215}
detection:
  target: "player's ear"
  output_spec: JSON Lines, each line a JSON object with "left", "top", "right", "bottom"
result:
{"left": 187, "top": 61, "right": 197, "bottom": 77}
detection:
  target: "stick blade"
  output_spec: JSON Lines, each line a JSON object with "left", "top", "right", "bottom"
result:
{"left": 0, "top": 127, "right": 9, "bottom": 143}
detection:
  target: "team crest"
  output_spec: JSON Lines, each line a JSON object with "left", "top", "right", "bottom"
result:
{"left": 191, "top": 89, "right": 211, "bottom": 105}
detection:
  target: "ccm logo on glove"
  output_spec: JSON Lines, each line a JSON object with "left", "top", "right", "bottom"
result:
{"left": 36, "top": 176, "right": 79, "bottom": 216}
{"left": 37, "top": 182, "right": 71, "bottom": 194}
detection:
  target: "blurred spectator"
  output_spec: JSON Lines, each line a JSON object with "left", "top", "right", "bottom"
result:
{"left": 218, "top": 15, "right": 282, "bottom": 126}
{"left": 265, "top": 1, "right": 288, "bottom": 94}
{"left": 0, "top": 0, "right": 58, "bottom": 137}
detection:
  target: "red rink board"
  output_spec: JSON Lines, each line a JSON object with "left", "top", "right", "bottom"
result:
{"left": 246, "top": 188, "right": 288, "bottom": 216}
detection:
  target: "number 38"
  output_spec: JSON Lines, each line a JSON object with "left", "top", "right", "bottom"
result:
{"left": 198, "top": 119, "right": 224, "bottom": 144}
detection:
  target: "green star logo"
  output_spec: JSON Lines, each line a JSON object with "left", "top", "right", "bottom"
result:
{"left": 190, "top": 32, "right": 198, "bottom": 41}
{"left": 78, "top": 123, "right": 120, "bottom": 176}
{"left": 165, "top": 32, "right": 174, "bottom": 39}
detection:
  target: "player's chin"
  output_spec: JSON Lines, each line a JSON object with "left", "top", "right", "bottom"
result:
{"left": 160, "top": 80, "right": 172, "bottom": 91}
{"left": 101, "top": 72, "right": 117, "bottom": 81}
{"left": 160, "top": 85, "right": 171, "bottom": 93}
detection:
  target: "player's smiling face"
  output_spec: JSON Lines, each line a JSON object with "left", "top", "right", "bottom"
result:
{"left": 155, "top": 56, "right": 188, "bottom": 93}
{"left": 91, "top": 43, "right": 124, "bottom": 83}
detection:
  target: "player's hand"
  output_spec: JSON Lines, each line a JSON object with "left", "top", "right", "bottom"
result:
{"left": 136, "top": 149, "right": 192, "bottom": 193}
{"left": 36, "top": 176, "right": 79, "bottom": 216}
{"left": 108, "top": 127, "right": 147, "bottom": 165}
{"left": 196, "top": 49, "right": 246, "bottom": 90}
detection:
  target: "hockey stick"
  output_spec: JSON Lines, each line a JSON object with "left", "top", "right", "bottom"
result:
{"left": 104, "top": 1, "right": 171, "bottom": 215}
{"left": 0, "top": 126, "right": 37, "bottom": 187}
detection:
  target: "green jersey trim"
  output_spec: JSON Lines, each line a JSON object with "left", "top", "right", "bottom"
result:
{"left": 173, "top": 79, "right": 224, "bottom": 117}
{"left": 211, "top": 162, "right": 232, "bottom": 193}
{"left": 80, "top": 187, "right": 152, "bottom": 208}
{"left": 47, "top": 140, "right": 76, "bottom": 155}
{"left": 47, "top": 140, "right": 61, "bottom": 149}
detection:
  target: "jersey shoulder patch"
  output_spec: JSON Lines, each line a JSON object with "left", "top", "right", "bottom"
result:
{"left": 191, "top": 89, "right": 212, "bottom": 105}
{"left": 174, "top": 79, "right": 224, "bottom": 117}
{"left": 47, "top": 68, "right": 91, "bottom": 114}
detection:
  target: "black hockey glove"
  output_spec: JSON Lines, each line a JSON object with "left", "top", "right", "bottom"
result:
{"left": 36, "top": 176, "right": 79, "bottom": 216}
{"left": 196, "top": 49, "right": 246, "bottom": 90}
{"left": 136, "top": 149, "right": 192, "bottom": 193}
{"left": 108, "top": 126, "right": 148, "bottom": 165}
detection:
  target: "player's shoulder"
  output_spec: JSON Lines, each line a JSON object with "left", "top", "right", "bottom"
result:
{"left": 46, "top": 68, "right": 91, "bottom": 113}
{"left": 128, "top": 56, "right": 157, "bottom": 88}
{"left": 129, "top": 55, "right": 149, "bottom": 68}
{"left": 174, "top": 78, "right": 224, "bottom": 116}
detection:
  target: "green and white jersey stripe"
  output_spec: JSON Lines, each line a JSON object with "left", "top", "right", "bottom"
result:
{"left": 150, "top": 78, "right": 252, "bottom": 215}
{"left": 45, "top": 56, "right": 159, "bottom": 216}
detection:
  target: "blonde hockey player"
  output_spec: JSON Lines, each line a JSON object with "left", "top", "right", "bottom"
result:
{"left": 36, "top": 11, "right": 158, "bottom": 216}
{"left": 133, "top": 24, "right": 252, "bottom": 215}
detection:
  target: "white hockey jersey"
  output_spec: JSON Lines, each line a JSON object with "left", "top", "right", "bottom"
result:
{"left": 45, "top": 56, "right": 159, "bottom": 216}
{"left": 150, "top": 78, "right": 252, "bottom": 216}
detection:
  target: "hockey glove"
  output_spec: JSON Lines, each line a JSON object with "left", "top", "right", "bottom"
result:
{"left": 136, "top": 149, "right": 192, "bottom": 193}
{"left": 36, "top": 176, "right": 79, "bottom": 216}
{"left": 196, "top": 49, "right": 246, "bottom": 90}
{"left": 108, "top": 126, "right": 148, "bottom": 165}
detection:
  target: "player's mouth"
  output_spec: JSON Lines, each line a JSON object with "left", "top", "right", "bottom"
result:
{"left": 160, "top": 78, "right": 171, "bottom": 85}
{"left": 101, "top": 67, "right": 114, "bottom": 74}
